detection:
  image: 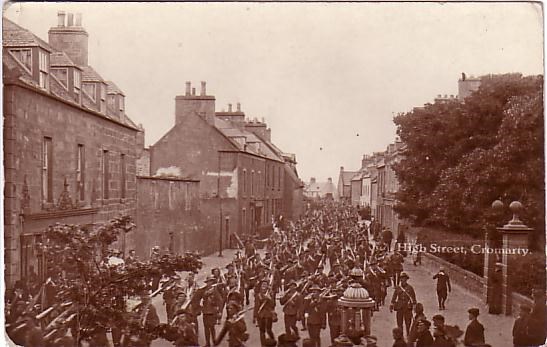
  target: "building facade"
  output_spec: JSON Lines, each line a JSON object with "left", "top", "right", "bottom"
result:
{"left": 304, "top": 177, "right": 337, "bottom": 200}
{"left": 337, "top": 166, "right": 358, "bottom": 202}
{"left": 3, "top": 14, "right": 141, "bottom": 286}
{"left": 148, "top": 83, "right": 300, "bottom": 253}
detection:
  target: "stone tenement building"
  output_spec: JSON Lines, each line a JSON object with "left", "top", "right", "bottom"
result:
{"left": 3, "top": 13, "right": 145, "bottom": 287}
{"left": 148, "top": 83, "right": 303, "bottom": 253}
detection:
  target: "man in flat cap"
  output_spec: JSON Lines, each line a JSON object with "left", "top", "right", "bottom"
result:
{"left": 280, "top": 280, "right": 302, "bottom": 338}
{"left": 464, "top": 308, "right": 485, "bottom": 346}
{"left": 415, "top": 319, "right": 434, "bottom": 347}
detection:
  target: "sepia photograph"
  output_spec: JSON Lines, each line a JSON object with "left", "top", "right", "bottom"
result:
{"left": 2, "top": 2, "right": 545, "bottom": 347}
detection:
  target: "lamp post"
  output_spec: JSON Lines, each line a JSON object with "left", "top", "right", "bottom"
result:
{"left": 491, "top": 200, "right": 532, "bottom": 315}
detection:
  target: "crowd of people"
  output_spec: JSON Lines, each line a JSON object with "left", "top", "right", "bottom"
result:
{"left": 4, "top": 200, "right": 547, "bottom": 347}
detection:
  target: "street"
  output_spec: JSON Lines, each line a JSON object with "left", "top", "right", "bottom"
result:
{"left": 149, "top": 248, "right": 515, "bottom": 347}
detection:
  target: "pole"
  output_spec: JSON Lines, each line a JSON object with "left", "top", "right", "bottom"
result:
{"left": 218, "top": 152, "right": 223, "bottom": 257}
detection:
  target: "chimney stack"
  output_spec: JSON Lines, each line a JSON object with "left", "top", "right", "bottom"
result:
{"left": 328, "top": 177, "right": 332, "bottom": 183}
{"left": 57, "top": 11, "right": 66, "bottom": 27}
{"left": 192, "top": 87, "right": 196, "bottom": 96}
{"left": 201, "top": 81, "right": 206, "bottom": 96}
{"left": 310, "top": 177, "right": 316, "bottom": 184}
{"left": 75, "top": 13, "right": 82, "bottom": 26}
{"left": 67, "top": 13, "right": 74, "bottom": 26}
{"left": 340, "top": 166, "right": 344, "bottom": 171}
{"left": 228, "top": 103, "right": 232, "bottom": 112}
{"left": 237, "top": 103, "right": 241, "bottom": 112}
{"left": 49, "top": 11, "right": 89, "bottom": 66}
{"left": 185, "top": 82, "right": 191, "bottom": 96}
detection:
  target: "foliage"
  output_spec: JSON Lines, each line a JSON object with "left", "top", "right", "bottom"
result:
{"left": 416, "top": 227, "right": 484, "bottom": 276}
{"left": 393, "top": 73, "right": 544, "bottom": 243}
{"left": 509, "top": 252, "right": 546, "bottom": 297}
{"left": 41, "top": 215, "right": 203, "bottom": 342}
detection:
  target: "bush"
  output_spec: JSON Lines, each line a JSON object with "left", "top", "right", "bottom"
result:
{"left": 509, "top": 252, "right": 546, "bottom": 297}
{"left": 416, "top": 227, "right": 484, "bottom": 276}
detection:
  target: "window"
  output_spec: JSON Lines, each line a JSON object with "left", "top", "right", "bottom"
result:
{"left": 278, "top": 166, "right": 281, "bottom": 190}
{"left": 102, "top": 150, "right": 109, "bottom": 200}
{"left": 83, "top": 83, "right": 96, "bottom": 101}
{"left": 9, "top": 48, "right": 32, "bottom": 72}
{"left": 51, "top": 68, "right": 68, "bottom": 88}
{"left": 120, "top": 154, "right": 126, "bottom": 199}
{"left": 242, "top": 208, "right": 246, "bottom": 233}
{"left": 119, "top": 96, "right": 125, "bottom": 113}
{"left": 243, "top": 169, "right": 247, "bottom": 196}
{"left": 185, "top": 183, "right": 191, "bottom": 211}
{"left": 42, "top": 137, "right": 53, "bottom": 203}
{"left": 38, "top": 50, "right": 49, "bottom": 90}
{"left": 100, "top": 85, "right": 106, "bottom": 113}
{"left": 251, "top": 170, "right": 255, "bottom": 196}
{"left": 74, "top": 70, "right": 81, "bottom": 93}
{"left": 76, "top": 144, "right": 85, "bottom": 201}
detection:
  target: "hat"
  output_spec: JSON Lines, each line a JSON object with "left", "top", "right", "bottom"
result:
{"left": 417, "top": 319, "right": 431, "bottom": 328}
{"left": 263, "top": 337, "right": 277, "bottom": 347}
{"left": 432, "top": 314, "right": 445, "bottom": 322}
{"left": 310, "top": 284, "right": 322, "bottom": 292}
{"left": 226, "top": 263, "right": 234, "bottom": 269}
{"left": 468, "top": 308, "right": 480, "bottom": 317}
{"left": 152, "top": 246, "right": 160, "bottom": 251}
{"left": 400, "top": 272, "right": 409, "bottom": 279}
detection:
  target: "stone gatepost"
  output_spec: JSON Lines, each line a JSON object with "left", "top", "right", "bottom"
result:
{"left": 495, "top": 201, "right": 532, "bottom": 316}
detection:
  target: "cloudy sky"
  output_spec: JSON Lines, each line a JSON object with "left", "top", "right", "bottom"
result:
{"left": 4, "top": 3, "right": 543, "bottom": 182}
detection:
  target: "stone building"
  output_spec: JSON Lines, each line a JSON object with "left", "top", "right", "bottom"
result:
{"left": 148, "top": 83, "right": 301, "bottom": 253}
{"left": 3, "top": 13, "right": 142, "bottom": 286}
{"left": 303, "top": 177, "right": 337, "bottom": 200}
{"left": 337, "top": 166, "right": 358, "bottom": 202}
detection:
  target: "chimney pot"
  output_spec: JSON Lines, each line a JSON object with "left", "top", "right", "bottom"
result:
{"left": 75, "top": 13, "right": 82, "bottom": 26}
{"left": 67, "top": 13, "right": 74, "bottom": 26}
{"left": 328, "top": 177, "right": 332, "bottom": 183}
{"left": 57, "top": 11, "right": 66, "bottom": 27}
{"left": 237, "top": 102, "right": 241, "bottom": 112}
{"left": 200, "top": 81, "right": 206, "bottom": 96}
{"left": 340, "top": 166, "right": 344, "bottom": 171}
{"left": 228, "top": 104, "right": 232, "bottom": 112}
{"left": 185, "top": 82, "right": 191, "bottom": 96}
{"left": 192, "top": 87, "right": 196, "bottom": 96}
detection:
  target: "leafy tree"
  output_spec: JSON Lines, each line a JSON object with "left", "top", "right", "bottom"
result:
{"left": 393, "top": 74, "right": 543, "bottom": 242}
{"left": 7, "top": 215, "right": 202, "bottom": 345}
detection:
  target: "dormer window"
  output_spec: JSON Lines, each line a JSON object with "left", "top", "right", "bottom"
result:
{"left": 51, "top": 68, "right": 68, "bottom": 88}
{"left": 38, "top": 50, "right": 49, "bottom": 90}
{"left": 74, "top": 70, "right": 81, "bottom": 95}
{"left": 119, "top": 96, "right": 125, "bottom": 113}
{"left": 8, "top": 48, "right": 32, "bottom": 73}
{"left": 82, "top": 83, "right": 96, "bottom": 101}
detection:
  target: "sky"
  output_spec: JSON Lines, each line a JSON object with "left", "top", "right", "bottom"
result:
{"left": 4, "top": 2, "right": 544, "bottom": 182}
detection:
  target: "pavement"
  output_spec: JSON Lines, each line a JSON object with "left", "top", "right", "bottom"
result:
{"left": 146, "top": 248, "right": 517, "bottom": 347}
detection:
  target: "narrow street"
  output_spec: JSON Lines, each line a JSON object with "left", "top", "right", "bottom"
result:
{"left": 149, "top": 248, "right": 515, "bottom": 347}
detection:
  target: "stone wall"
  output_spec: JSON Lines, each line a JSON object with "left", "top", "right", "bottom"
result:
{"left": 4, "top": 83, "right": 138, "bottom": 286}
{"left": 421, "top": 252, "right": 487, "bottom": 300}
{"left": 134, "top": 177, "right": 201, "bottom": 258}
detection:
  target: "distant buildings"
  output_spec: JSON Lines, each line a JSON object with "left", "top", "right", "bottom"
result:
{"left": 303, "top": 177, "right": 337, "bottom": 200}
{"left": 345, "top": 73, "right": 482, "bottom": 235}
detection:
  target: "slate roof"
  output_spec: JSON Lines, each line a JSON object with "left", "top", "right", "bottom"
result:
{"left": 213, "top": 117, "right": 283, "bottom": 162}
{"left": 340, "top": 170, "right": 359, "bottom": 186}
{"left": 81, "top": 65, "right": 104, "bottom": 82}
{"left": 3, "top": 18, "right": 52, "bottom": 51}
{"left": 50, "top": 51, "right": 79, "bottom": 68}
{"left": 106, "top": 81, "right": 124, "bottom": 96}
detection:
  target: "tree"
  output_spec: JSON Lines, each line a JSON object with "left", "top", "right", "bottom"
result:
{"left": 393, "top": 73, "right": 543, "bottom": 240}
{"left": 7, "top": 215, "right": 203, "bottom": 345}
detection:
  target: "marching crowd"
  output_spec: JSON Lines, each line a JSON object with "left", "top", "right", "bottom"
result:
{"left": 5, "top": 201, "right": 547, "bottom": 347}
